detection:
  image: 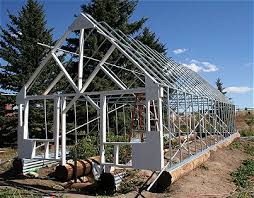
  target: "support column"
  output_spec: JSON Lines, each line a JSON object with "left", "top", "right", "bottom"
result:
{"left": 61, "top": 97, "right": 67, "bottom": 165}
{"left": 54, "top": 97, "right": 60, "bottom": 159}
{"left": 146, "top": 99, "right": 151, "bottom": 131}
{"left": 23, "top": 100, "right": 29, "bottom": 139}
{"left": 17, "top": 104, "right": 24, "bottom": 157}
{"left": 158, "top": 95, "right": 164, "bottom": 168}
{"left": 100, "top": 94, "right": 107, "bottom": 173}
{"left": 167, "top": 88, "right": 172, "bottom": 166}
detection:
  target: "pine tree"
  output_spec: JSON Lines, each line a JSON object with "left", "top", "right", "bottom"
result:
{"left": 64, "top": 0, "right": 168, "bottom": 136}
{"left": 0, "top": 0, "right": 54, "bottom": 145}
{"left": 65, "top": 0, "right": 167, "bottom": 89}
{"left": 216, "top": 78, "right": 227, "bottom": 95}
{"left": 136, "top": 27, "right": 167, "bottom": 54}
{"left": 81, "top": 0, "right": 147, "bottom": 35}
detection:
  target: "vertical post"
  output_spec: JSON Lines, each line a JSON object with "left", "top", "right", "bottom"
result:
{"left": 229, "top": 104, "right": 232, "bottom": 133}
{"left": 123, "top": 105, "right": 126, "bottom": 136}
{"left": 191, "top": 95, "right": 197, "bottom": 153}
{"left": 114, "top": 145, "right": 119, "bottom": 165}
{"left": 74, "top": 102, "right": 77, "bottom": 145}
{"left": 146, "top": 99, "right": 151, "bottom": 131}
{"left": 17, "top": 104, "right": 23, "bottom": 157}
{"left": 97, "top": 102, "right": 100, "bottom": 132}
{"left": 61, "top": 97, "right": 67, "bottom": 165}
{"left": 167, "top": 88, "right": 172, "bottom": 166}
{"left": 78, "top": 29, "right": 84, "bottom": 90}
{"left": 100, "top": 94, "right": 107, "bottom": 173}
{"left": 107, "top": 104, "right": 110, "bottom": 134}
{"left": 86, "top": 101, "right": 89, "bottom": 134}
{"left": 45, "top": 141, "right": 49, "bottom": 159}
{"left": 221, "top": 102, "right": 225, "bottom": 137}
{"left": 74, "top": 101, "right": 78, "bottom": 183}
{"left": 54, "top": 97, "right": 60, "bottom": 159}
{"left": 227, "top": 104, "right": 230, "bottom": 133}
{"left": 197, "top": 96, "right": 203, "bottom": 151}
{"left": 207, "top": 98, "right": 211, "bottom": 146}
{"left": 44, "top": 99, "right": 48, "bottom": 139}
{"left": 115, "top": 103, "right": 118, "bottom": 136}
{"left": 233, "top": 105, "right": 236, "bottom": 133}
{"left": 202, "top": 97, "right": 207, "bottom": 148}
{"left": 219, "top": 102, "right": 222, "bottom": 138}
{"left": 214, "top": 100, "right": 218, "bottom": 142}
{"left": 184, "top": 93, "right": 190, "bottom": 156}
{"left": 158, "top": 88, "right": 164, "bottom": 169}
{"left": 177, "top": 90, "right": 182, "bottom": 161}
{"left": 23, "top": 100, "right": 29, "bottom": 139}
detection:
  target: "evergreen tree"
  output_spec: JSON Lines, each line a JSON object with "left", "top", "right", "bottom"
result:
{"left": 0, "top": 0, "right": 54, "bottom": 145}
{"left": 64, "top": 0, "right": 168, "bottom": 135}
{"left": 81, "top": 0, "right": 147, "bottom": 35}
{"left": 65, "top": 0, "right": 167, "bottom": 90}
{"left": 136, "top": 27, "right": 167, "bottom": 54}
{"left": 216, "top": 78, "right": 227, "bottom": 95}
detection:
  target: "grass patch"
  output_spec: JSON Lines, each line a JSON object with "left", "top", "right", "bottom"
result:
{"left": 244, "top": 143, "right": 254, "bottom": 156}
{"left": 0, "top": 187, "right": 41, "bottom": 198}
{"left": 230, "top": 140, "right": 254, "bottom": 156}
{"left": 240, "top": 130, "right": 254, "bottom": 137}
{"left": 231, "top": 140, "right": 241, "bottom": 149}
{"left": 231, "top": 159, "right": 254, "bottom": 188}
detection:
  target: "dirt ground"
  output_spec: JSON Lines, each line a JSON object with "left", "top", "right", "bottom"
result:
{"left": 111, "top": 139, "right": 254, "bottom": 198}
{"left": 167, "top": 144, "right": 253, "bottom": 198}
{"left": 1, "top": 139, "right": 253, "bottom": 198}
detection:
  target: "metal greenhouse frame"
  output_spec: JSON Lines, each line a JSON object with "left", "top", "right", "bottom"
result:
{"left": 17, "top": 13, "right": 236, "bottom": 176}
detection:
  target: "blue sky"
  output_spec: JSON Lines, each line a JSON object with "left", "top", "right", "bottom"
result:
{"left": 0, "top": 0, "right": 253, "bottom": 108}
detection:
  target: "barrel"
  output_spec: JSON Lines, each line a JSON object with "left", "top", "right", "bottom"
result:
{"left": 55, "top": 156, "right": 100, "bottom": 181}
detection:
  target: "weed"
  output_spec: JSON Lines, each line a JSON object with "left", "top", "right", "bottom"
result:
{"left": 235, "top": 191, "right": 253, "bottom": 198}
{"left": 240, "top": 130, "right": 254, "bottom": 137}
{"left": 117, "top": 169, "right": 144, "bottom": 194}
{"left": 231, "top": 141, "right": 242, "bottom": 149}
{"left": 244, "top": 143, "right": 254, "bottom": 156}
{"left": 0, "top": 187, "right": 40, "bottom": 198}
{"left": 231, "top": 159, "right": 254, "bottom": 188}
{"left": 200, "top": 164, "right": 209, "bottom": 170}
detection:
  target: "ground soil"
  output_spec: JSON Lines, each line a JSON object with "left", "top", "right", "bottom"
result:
{"left": 112, "top": 139, "right": 254, "bottom": 198}
{"left": 1, "top": 139, "right": 253, "bottom": 198}
{"left": 167, "top": 144, "right": 253, "bottom": 198}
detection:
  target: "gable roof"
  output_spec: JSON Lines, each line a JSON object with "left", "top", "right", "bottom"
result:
{"left": 18, "top": 13, "right": 231, "bottom": 105}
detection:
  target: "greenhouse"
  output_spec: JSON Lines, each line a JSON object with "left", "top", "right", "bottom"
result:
{"left": 16, "top": 13, "right": 237, "bottom": 176}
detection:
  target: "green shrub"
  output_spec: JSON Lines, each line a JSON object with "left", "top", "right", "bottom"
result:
{"left": 69, "top": 133, "right": 131, "bottom": 164}
{"left": 105, "top": 133, "right": 131, "bottom": 164}
{"left": 69, "top": 135, "right": 99, "bottom": 159}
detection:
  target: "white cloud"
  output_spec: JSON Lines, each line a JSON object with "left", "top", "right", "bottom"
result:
{"left": 182, "top": 63, "right": 202, "bottom": 72}
{"left": 182, "top": 59, "right": 219, "bottom": 73}
{"left": 173, "top": 48, "right": 188, "bottom": 55}
{"left": 224, "top": 86, "right": 254, "bottom": 94}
